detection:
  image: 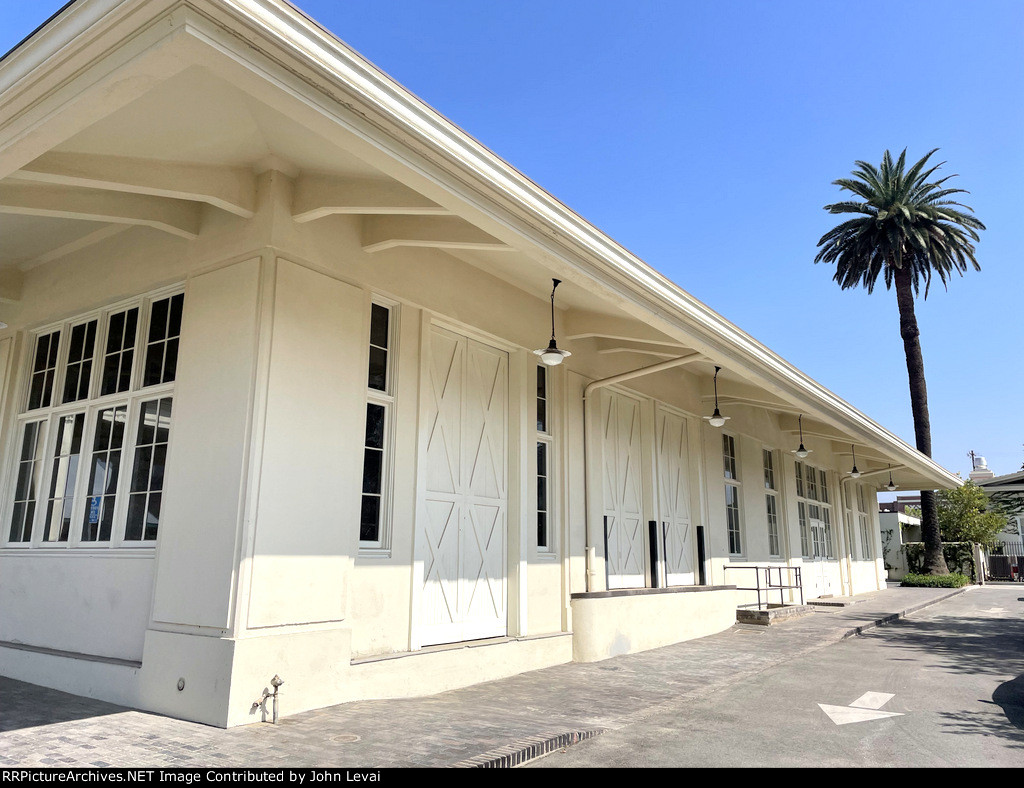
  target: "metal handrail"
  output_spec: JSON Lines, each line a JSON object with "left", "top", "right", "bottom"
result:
{"left": 722, "top": 565, "right": 804, "bottom": 610}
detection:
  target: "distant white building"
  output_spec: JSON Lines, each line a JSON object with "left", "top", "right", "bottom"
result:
{"left": 0, "top": 0, "right": 962, "bottom": 728}
{"left": 879, "top": 510, "right": 922, "bottom": 580}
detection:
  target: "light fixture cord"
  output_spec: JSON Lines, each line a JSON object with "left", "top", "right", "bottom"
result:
{"left": 713, "top": 366, "right": 721, "bottom": 408}
{"left": 799, "top": 414, "right": 804, "bottom": 443}
{"left": 550, "top": 279, "right": 560, "bottom": 342}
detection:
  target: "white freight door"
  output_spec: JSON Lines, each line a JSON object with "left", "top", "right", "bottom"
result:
{"left": 657, "top": 407, "right": 695, "bottom": 586}
{"left": 601, "top": 390, "right": 646, "bottom": 589}
{"left": 419, "top": 325, "right": 508, "bottom": 645}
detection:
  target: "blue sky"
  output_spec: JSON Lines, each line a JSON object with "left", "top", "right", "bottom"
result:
{"left": 2, "top": 1, "right": 1022, "bottom": 480}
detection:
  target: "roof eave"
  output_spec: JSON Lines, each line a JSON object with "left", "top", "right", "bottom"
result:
{"left": 0, "top": 0, "right": 962, "bottom": 491}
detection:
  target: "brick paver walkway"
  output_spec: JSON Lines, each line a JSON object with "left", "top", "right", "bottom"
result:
{"left": 0, "top": 585, "right": 966, "bottom": 767}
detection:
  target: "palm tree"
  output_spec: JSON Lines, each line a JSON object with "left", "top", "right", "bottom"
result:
{"left": 815, "top": 149, "right": 985, "bottom": 575}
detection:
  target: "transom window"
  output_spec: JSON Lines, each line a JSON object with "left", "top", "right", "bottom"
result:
{"left": 6, "top": 288, "right": 182, "bottom": 548}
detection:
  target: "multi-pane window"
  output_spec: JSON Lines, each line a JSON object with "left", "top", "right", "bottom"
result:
{"left": 8, "top": 422, "right": 46, "bottom": 542}
{"left": 101, "top": 308, "right": 139, "bottom": 396}
{"left": 82, "top": 406, "right": 127, "bottom": 542}
{"left": 27, "top": 331, "right": 60, "bottom": 410}
{"left": 797, "top": 501, "right": 810, "bottom": 557}
{"left": 143, "top": 294, "right": 183, "bottom": 388}
{"left": 62, "top": 321, "right": 97, "bottom": 404}
{"left": 858, "top": 485, "right": 873, "bottom": 560}
{"left": 795, "top": 461, "right": 834, "bottom": 559}
{"left": 537, "top": 366, "right": 553, "bottom": 552}
{"left": 724, "top": 434, "right": 742, "bottom": 555}
{"left": 360, "top": 301, "right": 395, "bottom": 549}
{"left": 42, "top": 412, "right": 85, "bottom": 542}
{"left": 764, "top": 449, "right": 781, "bottom": 557}
{"left": 5, "top": 289, "right": 181, "bottom": 548}
{"left": 125, "top": 398, "right": 172, "bottom": 542}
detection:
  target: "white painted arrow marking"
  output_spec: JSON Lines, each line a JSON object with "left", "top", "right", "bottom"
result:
{"left": 819, "top": 691, "right": 903, "bottom": 725}
{"left": 818, "top": 704, "right": 904, "bottom": 725}
{"left": 850, "top": 691, "right": 894, "bottom": 709}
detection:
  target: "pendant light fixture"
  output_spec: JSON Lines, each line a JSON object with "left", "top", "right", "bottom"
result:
{"left": 703, "top": 366, "right": 730, "bottom": 427}
{"left": 886, "top": 464, "right": 897, "bottom": 492}
{"left": 850, "top": 444, "right": 861, "bottom": 478}
{"left": 533, "top": 278, "right": 572, "bottom": 366}
{"left": 792, "top": 414, "right": 811, "bottom": 458}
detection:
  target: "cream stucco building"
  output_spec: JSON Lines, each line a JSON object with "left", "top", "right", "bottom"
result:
{"left": 0, "top": 0, "right": 961, "bottom": 728}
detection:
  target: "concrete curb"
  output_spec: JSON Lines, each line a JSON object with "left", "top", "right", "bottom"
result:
{"left": 834, "top": 586, "right": 969, "bottom": 641}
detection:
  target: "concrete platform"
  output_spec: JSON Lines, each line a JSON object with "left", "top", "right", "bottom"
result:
{"left": 736, "top": 604, "right": 814, "bottom": 625}
{"left": 0, "top": 584, "right": 971, "bottom": 768}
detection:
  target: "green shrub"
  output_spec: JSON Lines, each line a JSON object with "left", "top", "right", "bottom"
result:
{"left": 900, "top": 572, "right": 971, "bottom": 588}
{"left": 902, "top": 541, "right": 977, "bottom": 580}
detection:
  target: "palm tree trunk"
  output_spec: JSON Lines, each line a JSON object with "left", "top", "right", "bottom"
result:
{"left": 894, "top": 266, "right": 949, "bottom": 575}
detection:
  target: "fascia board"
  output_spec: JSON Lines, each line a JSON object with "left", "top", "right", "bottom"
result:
{"left": 0, "top": 0, "right": 961, "bottom": 490}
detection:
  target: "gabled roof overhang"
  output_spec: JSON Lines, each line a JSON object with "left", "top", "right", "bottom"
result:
{"left": 0, "top": 0, "right": 961, "bottom": 491}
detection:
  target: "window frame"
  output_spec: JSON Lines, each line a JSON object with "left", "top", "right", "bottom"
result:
{"left": 536, "top": 364, "right": 556, "bottom": 556}
{"left": 723, "top": 432, "right": 743, "bottom": 557}
{"left": 358, "top": 296, "right": 399, "bottom": 555}
{"left": 857, "top": 484, "right": 873, "bottom": 560}
{"left": 794, "top": 460, "right": 835, "bottom": 559}
{"left": 763, "top": 447, "right": 782, "bottom": 558}
{"left": 3, "top": 285, "right": 182, "bottom": 551}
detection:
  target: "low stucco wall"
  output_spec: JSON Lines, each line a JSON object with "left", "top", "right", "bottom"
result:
{"left": 347, "top": 633, "right": 573, "bottom": 702}
{"left": 570, "top": 585, "right": 739, "bottom": 662}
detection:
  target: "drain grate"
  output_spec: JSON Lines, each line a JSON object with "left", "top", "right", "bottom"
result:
{"left": 452, "top": 729, "right": 604, "bottom": 768}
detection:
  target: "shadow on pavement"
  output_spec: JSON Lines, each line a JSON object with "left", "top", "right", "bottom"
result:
{"left": 1, "top": 679, "right": 126, "bottom": 733}
{"left": 864, "top": 609, "right": 1024, "bottom": 746}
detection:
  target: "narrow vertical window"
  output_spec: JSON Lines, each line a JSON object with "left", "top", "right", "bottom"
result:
{"left": 764, "top": 449, "right": 781, "bottom": 558}
{"left": 8, "top": 421, "right": 46, "bottom": 542}
{"left": 360, "top": 301, "right": 394, "bottom": 549}
{"left": 798, "top": 501, "right": 810, "bottom": 558}
{"left": 858, "top": 485, "right": 872, "bottom": 560}
{"left": 360, "top": 403, "right": 385, "bottom": 543}
{"left": 62, "top": 321, "right": 98, "bottom": 403}
{"left": 42, "top": 413, "right": 86, "bottom": 543}
{"left": 794, "top": 461, "right": 804, "bottom": 498}
{"left": 81, "top": 406, "right": 128, "bottom": 542}
{"left": 723, "top": 434, "right": 741, "bottom": 555}
{"left": 537, "top": 442, "right": 549, "bottom": 549}
{"left": 822, "top": 507, "right": 834, "bottom": 559}
{"left": 124, "top": 397, "right": 172, "bottom": 541}
{"left": 143, "top": 294, "right": 183, "bottom": 387}
{"left": 536, "top": 365, "right": 553, "bottom": 552}
{"left": 819, "top": 469, "right": 829, "bottom": 504}
{"left": 766, "top": 495, "right": 780, "bottom": 557}
{"left": 28, "top": 331, "right": 61, "bottom": 410}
